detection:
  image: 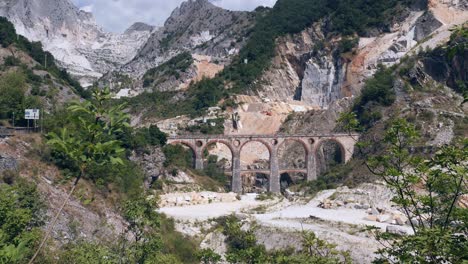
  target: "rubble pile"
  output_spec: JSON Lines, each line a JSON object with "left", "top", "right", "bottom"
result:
{"left": 160, "top": 191, "right": 238, "bottom": 207}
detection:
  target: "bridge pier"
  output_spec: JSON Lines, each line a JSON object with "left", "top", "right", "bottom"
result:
{"left": 195, "top": 149, "right": 204, "bottom": 170}
{"left": 232, "top": 151, "right": 242, "bottom": 193}
{"left": 269, "top": 149, "right": 280, "bottom": 193}
{"left": 306, "top": 153, "right": 317, "bottom": 181}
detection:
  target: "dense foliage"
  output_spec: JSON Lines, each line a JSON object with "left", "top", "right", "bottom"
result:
{"left": 121, "top": 125, "right": 167, "bottom": 153}
{"left": 162, "top": 144, "right": 194, "bottom": 169}
{"left": 0, "top": 178, "right": 44, "bottom": 264}
{"left": 365, "top": 119, "right": 468, "bottom": 263}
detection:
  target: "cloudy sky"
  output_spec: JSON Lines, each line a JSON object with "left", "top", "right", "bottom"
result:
{"left": 71, "top": 0, "right": 277, "bottom": 33}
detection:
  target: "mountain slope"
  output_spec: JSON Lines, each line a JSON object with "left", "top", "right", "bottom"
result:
{"left": 0, "top": 0, "right": 154, "bottom": 86}
{"left": 0, "top": 17, "right": 85, "bottom": 126}
{"left": 118, "top": 0, "right": 256, "bottom": 83}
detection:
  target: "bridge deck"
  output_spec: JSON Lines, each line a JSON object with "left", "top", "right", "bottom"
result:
{"left": 224, "top": 169, "right": 307, "bottom": 175}
{"left": 168, "top": 133, "right": 359, "bottom": 140}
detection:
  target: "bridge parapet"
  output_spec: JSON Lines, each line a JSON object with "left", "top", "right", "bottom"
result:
{"left": 167, "top": 133, "right": 359, "bottom": 193}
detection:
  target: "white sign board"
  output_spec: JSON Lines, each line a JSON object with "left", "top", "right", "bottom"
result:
{"left": 25, "top": 109, "right": 40, "bottom": 120}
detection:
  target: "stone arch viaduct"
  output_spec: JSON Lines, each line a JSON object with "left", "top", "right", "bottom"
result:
{"left": 167, "top": 134, "right": 359, "bottom": 193}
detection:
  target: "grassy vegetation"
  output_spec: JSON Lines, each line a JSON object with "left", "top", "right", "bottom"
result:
{"left": 214, "top": 215, "right": 351, "bottom": 263}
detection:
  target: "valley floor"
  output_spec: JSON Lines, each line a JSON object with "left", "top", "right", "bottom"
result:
{"left": 159, "top": 186, "right": 411, "bottom": 263}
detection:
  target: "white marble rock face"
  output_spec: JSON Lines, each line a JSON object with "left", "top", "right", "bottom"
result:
{"left": 0, "top": 0, "right": 154, "bottom": 86}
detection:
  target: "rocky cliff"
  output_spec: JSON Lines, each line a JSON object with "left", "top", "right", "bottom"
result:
{"left": 256, "top": 0, "right": 467, "bottom": 110}
{"left": 0, "top": 0, "right": 153, "bottom": 86}
{"left": 124, "top": 0, "right": 254, "bottom": 73}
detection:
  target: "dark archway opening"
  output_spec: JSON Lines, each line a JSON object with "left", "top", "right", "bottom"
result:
{"left": 280, "top": 173, "right": 293, "bottom": 190}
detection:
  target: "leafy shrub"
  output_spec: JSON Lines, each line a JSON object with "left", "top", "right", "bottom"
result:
{"left": 58, "top": 241, "right": 119, "bottom": 264}
{"left": 0, "top": 180, "right": 45, "bottom": 264}
{"left": 184, "top": 118, "right": 225, "bottom": 135}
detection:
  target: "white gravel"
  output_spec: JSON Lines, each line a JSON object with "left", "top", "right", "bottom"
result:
{"left": 159, "top": 190, "right": 412, "bottom": 233}
{"left": 159, "top": 193, "right": 263, "bottom": 221}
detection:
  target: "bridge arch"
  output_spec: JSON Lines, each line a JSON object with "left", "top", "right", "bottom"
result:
{"left": 168, "top": 141, "right": 198, "bottom": 156}
{"left": 168, "top": 140, "right": 198, "bottom": 168}
{"left": 166, "top": 133, "right": 359, "bottom": 193}
{"left": 277, "top": 138, "right": 309, "bottom": 169}
{"left": 240, "top": 139, "right": 272, "bottom": 157}
{"left": 277, "top": 138, "right": 310, "bottom": 156}
{"left": 202, "top": 140, "right": 235, "bottom": 158}
{"left": 201, "top": 140, "right": 234, "bottom": 173}
{"left": 314, "top": 138, "right": 346, "bottom": 175}
{"left": 239, "top": 139, "right": 272, "bottom": 171}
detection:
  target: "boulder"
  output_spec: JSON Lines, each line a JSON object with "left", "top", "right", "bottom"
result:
{"left": 166, "top": 170, "right": 194, "bottom": 183}
{"left": 377, "top": 215, "right": 392, "bottom": 223}
{"left": 364, "top": 215, "right": 378, "bottom": 222}
{"left": 386, "top": 225, "right": 408, "bottom": 235}
{"left": 394, "top": 215, "right": 408, "bottom": 226}
{"left": 0, "top": 155, "right": 17, "bottom": 173}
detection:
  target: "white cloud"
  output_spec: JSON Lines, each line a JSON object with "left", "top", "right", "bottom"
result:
{"left": 71, "top": 0, "right": 276, "bottom": 33}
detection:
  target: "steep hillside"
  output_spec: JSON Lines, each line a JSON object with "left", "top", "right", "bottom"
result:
{"left": 0, "top": 17, "right": 85, "bottom": 126}
{"left": 280, "top": 25, "right": 467, "bottom": 189}
{"left": 0, "top": 0, "right": 154, "bottom": 86}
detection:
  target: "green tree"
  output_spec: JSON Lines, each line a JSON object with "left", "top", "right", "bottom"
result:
{"left": 0, "top": 17, "right": 16, "bottom": 48}
{"left": 220, "top": 215, "right": 351, "bottom": 264}
{"left": 29, "top": 88, "right": 129, "bottom": 263}
{"left": 366, "top": 119, "right": 467, "bottom": 263}
{"left": 337, "top": 112, "right": 361, "bottom": 134}
{"left": 121, "top": 194, "right": 162, "bottom": 263}
{"left": 0, "top": 72, "right": 27, "bottom": 121}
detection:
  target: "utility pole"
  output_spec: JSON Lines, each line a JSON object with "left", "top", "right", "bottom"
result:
{"left": 44, "top": 53, "right": 47, "bottom": 68}
{"left": 40, "top": 109, "right": 44, "bottom": 134}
